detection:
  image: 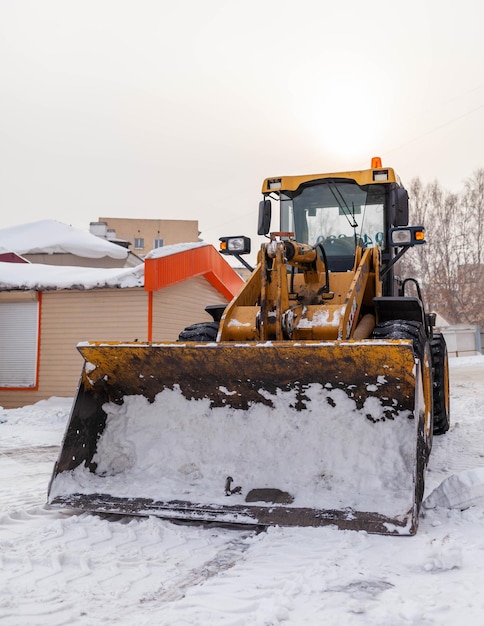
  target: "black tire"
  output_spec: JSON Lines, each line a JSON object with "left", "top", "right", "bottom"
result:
{"left": 371, "top": 320, "right": 427, "bottom": 361}
{"left": 178, "top": 322, "right": 219, "bottom": 342}
{"left": 431, "top": 333, "right": 450, "bottom": 435}
{"left": 414, "top": 411, "right": 428, "bottom": 527}
{"left": 371, "top": 320, "right": 434, "bottom": 458}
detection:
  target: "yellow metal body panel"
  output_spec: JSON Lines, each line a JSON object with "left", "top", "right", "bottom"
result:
{"left": 262, "top": 166, "right": 399, "bottom": 193}
{"left": 219, "top": 240, "right": 380, "bottom": 342}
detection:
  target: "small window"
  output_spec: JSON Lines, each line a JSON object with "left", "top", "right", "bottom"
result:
{"left": 134, "top": 238, "right": 144, "bottom": 250}
{"left": 153, "top": 238, "right": 164, "bottom": 249}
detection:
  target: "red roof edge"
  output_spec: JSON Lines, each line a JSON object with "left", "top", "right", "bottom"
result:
{"left": 144, "top": 245, "right": 244, "bottom": 301}
{"left": 0, "top": 252, "right": 30, "bottom": 263}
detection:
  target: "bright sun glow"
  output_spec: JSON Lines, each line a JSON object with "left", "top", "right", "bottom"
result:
{"left": 291, "top": 69, "right": 382, "bottom": 162}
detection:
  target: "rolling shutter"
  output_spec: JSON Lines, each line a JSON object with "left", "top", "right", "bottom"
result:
{"left": 0, "top": 300, "right": 39, "bottom": 387}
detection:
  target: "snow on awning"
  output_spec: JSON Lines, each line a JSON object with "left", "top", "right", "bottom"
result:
{"left": 144, "top": 242, "right": 244, "bottom": 300}
{"left": 0, "top": 242, "right": 245, "bottom": 297}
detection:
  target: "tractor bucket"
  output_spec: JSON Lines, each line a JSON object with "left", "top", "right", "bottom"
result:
{"left": 48, "top": 340, "right": 426, "bottom": 535}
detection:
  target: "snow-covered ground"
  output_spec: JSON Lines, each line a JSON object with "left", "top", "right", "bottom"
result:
{"left": 1, "top": 355, "right": 484, "bottom": 625}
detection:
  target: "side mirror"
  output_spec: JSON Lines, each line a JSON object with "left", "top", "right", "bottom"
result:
{"left": 257, "top": 199, "right": 271, "bottom": 235}
{"left": 392, "top": 188, "right": 409, "bottom": 226}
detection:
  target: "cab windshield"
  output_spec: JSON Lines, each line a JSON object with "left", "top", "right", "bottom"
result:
{"left": 279, "top": 180, "right": 386, "bottom": 253}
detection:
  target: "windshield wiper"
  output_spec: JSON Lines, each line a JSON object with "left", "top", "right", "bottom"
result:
{"left": 326, "top": 180, "right": 359, "bottom": 229}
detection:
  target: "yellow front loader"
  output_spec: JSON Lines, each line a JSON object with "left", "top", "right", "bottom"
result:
{"left": 48, "top": 158, "right": 450, "bottom": 535}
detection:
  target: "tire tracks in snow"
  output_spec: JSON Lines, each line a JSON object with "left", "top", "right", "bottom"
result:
{"left": 0, "top": 442, "right": 59, "bottom": 512}
{"left": 0, "top": 444, "right": 59, "bottom": 461}
{"left": 140, "top": 526, "right": 258, "bottom": 604}
{"left": 0, "top": 437, "right": 260, "bottom": 623}
{"left": 0, "top": 503, "right": 259, "bottom": 624}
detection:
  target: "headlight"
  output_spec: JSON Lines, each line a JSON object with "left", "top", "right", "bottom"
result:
{"left": 389, "top": 226, "right": 426, "bottom": 247}
{"left": 219, "top": 236, "right": 251, "bottom": 255}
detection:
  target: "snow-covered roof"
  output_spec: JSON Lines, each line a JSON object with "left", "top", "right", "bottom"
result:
{"left": 0, "top": 242, "right": 214, "bottom": 291}
{"left": 0, "top": 220, "right": 128, "bottom": 260}
{"left": 0, "top": 261, "right": 144, "bottom": 291}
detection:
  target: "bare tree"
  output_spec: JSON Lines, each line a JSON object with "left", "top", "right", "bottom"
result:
{"left": 464, "top": 168, "right": 484, "bottom": 266}
{"left": 459, "top": 169, "right": 484, "bottom": 325}
{"left": 399, "top": 171, "right": 484, "bottom": 326}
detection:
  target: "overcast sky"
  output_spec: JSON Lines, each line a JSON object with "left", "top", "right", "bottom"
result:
{"left": 1, "top": 0, "right": 483, "bottom": 255}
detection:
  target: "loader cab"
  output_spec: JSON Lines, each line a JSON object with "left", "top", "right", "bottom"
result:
{"left": 260, "top": 165, "right": 411, "bottom": 291}
{"left": 266, "top": 178, "right": 388, "bottom": 272}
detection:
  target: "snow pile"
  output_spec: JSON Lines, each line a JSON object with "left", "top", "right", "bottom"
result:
{"left": 421, "top": 535, "right": 464, "bottom": 572}
{"left": 0, "top": 397, "right": 72, "bottom": 447}
{"left": 0, "top": 220, "right": 128, "bottom": 259}
{"left": 49, "top": 382, "right": 417, "bottom": 519}
{"left": 424, "top": 467, "right": 484, "bottom": 510}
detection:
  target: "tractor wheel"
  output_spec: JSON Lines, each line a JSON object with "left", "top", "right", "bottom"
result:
{"left": 371, "top": 320, "right": 434, "bottom": 458}
{"left": 431, "top": 333, "right": 450, "bottom": 434}
{"left": 371, "top": 320, "right": 427, "bottom": 357}
{"left": 178, "top": 322, "right": 219, "bottom": 342}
